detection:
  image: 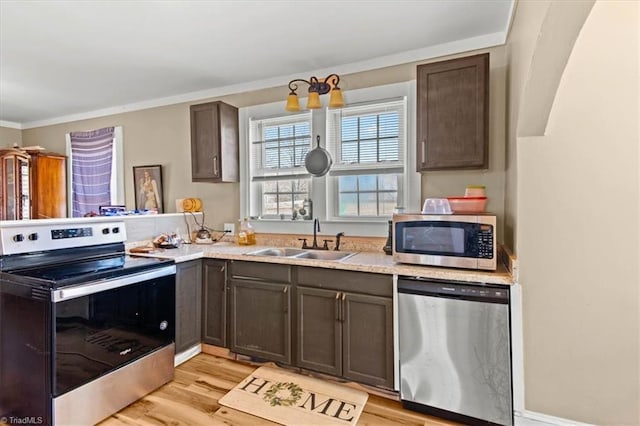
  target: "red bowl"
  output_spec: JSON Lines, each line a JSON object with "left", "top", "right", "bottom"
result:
{"left": 446, "top": 196, "right": 487, "bottom": 213}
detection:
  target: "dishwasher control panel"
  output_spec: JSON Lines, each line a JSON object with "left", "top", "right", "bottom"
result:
{"left": 397, "top": 277, "right": 509, "bottom": 303}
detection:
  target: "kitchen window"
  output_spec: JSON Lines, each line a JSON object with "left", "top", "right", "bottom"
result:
{"left": 249, "top": 113, "right": 312, "bottom": 219}
{"left": 65, "top": 126, "right": 124, "bottom": 217}
{"left": 326, "top": 99, "right": 405, "bottom": 219}
{"left": 240, "top": 81, "right": 419, "bottom": 236}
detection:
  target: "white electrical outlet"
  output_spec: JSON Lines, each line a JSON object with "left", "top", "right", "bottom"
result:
{"left": 223, "top": 223, "right": 235, "bottom": 235}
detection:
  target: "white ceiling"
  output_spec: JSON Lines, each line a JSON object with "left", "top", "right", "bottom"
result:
{"left": 0, "top": 0, "right": 514, "bottom": 128}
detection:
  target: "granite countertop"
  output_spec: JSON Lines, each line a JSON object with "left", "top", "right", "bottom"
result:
{"left": 129, "top": 242, "right": 515, "bottom": 285}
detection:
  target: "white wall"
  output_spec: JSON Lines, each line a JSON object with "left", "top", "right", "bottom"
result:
{"left": 516, "top": 1, "right": 639, "bottom": 423}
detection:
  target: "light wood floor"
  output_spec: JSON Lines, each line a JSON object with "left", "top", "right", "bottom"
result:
{"left": 99, "top": 353, "right": 460, "bottom": 425}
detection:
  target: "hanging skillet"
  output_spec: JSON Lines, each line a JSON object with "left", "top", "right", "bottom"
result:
{"left": 305, "top": 135, "right": 332, "bottom": 177}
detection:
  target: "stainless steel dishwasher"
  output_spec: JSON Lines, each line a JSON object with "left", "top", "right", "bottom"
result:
{"left": 398, "top": 277, "right": 513, "bottom": 426}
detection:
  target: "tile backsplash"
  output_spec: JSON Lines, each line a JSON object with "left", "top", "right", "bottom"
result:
{"left": 123, "top": 213, "right": 203, "bottom": 243}
{"left": 123, "top": 214, "right": 387, "bottom": 254}
{"left": 253, "top": 233, "right": 387, "bottom": 254}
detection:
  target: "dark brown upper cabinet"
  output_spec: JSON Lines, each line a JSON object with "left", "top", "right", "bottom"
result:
{"left": 416, "top": 53, "right": 489, "bottom": 171}
{"left": 190, "top": 101, "right": 239, "bottom": 182}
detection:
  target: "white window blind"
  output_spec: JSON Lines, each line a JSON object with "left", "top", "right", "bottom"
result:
{"left": 327, "top": 98, "right": 406, "bottom": 176}
{"left": 249, "top": 112, "right": 312, "bottom": 218}
{"left": 327, "top": 98, "right": 406, "bottom": 218}
{"left": 250, "top": 112, "right": 312, "bottom": 181}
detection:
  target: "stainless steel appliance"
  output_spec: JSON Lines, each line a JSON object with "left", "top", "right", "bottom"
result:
{"left": 393, "top": 213, "right": 497, "bottom": 270}
{"left": 398, "top": 277, "right": 512, "bottom": 426}
{"left": 0, "top": 218, "right": 176, "bottom": 425}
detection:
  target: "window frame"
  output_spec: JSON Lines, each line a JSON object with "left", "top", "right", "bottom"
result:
{"left": 239, "top": 81, "right": 420, "bottom": 237}
{"left": 65, "top": 126, "right": 124, "bottom": 216}
{"left": 248, "top": 111, "right": 313, "bottom": 219}
{"left": 326, "top": 97, "right": 407, "bottom": 222}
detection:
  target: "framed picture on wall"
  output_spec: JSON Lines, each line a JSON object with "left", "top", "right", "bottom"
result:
{"left": 133, "top": 165, "right": 164, "bottom": 213}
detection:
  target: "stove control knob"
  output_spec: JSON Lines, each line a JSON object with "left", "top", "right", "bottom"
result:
{"left": 13, "top": 234, "right": 24, "bottom": 242}
{"left": 28, "top": 233, "right": 38, "bottom": 241}
{"left": 102, "top": 228, "right": 110, "bottom": 235}
{"left": 112, "top": 227, "right": 120, "bottom": 234}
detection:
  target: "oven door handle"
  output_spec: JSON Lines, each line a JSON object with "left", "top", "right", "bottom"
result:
{"left": 52, "top": 265, "right": 176, "bottom": 303}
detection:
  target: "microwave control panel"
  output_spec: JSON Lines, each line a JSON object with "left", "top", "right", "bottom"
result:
{"left": 477, "top": 226, "right": 494, "bottom": 258}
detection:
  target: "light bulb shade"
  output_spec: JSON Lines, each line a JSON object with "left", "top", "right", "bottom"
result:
{"left": 328, "top": 88, "right": 344, "bottom": 108}
{"left": 285, "top": 93, "right": 300, "bottom": 112}
{"left": 306, "top": 91, "right": 321, "bottom": 109}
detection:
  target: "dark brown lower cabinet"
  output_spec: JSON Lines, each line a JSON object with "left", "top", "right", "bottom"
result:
{"left": 202, "top": 259, "right": 227, "bottom": 347}
{"left": 175, "top": 260, "right": 202, "bottom": 354}
{"left": 296, "top": 267, "right": 394, "bottom": 389}
{"left": 220, "top": 262, "right": 393, "bottom": 388}
{"left": 342, "top": 292, "right": 394, "bottom": 388}
{"left": 296, "top": 287, "right": 342, "bottom": 376}
{"left": 229, "top": 278, "right": 291, "bottom": 364}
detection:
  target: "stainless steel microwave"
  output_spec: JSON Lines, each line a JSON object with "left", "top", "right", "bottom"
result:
{"left": 393, "top": 213, "right": 497, "bottom": 270}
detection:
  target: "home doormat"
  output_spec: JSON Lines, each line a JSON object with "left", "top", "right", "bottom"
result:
{"left": 218, "top": 366, "right": 369, "bottom": 425}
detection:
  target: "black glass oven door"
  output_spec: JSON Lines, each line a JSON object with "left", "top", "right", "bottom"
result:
{"left": 395, "top": 221, "right": 483, "bottom": 258}
{"left": 53, "top": 268, "right": 175, "bottom": 397}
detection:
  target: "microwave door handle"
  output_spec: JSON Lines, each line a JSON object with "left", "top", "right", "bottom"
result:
{"left": 52, "top": 265, "right": 176, "bottom": 303}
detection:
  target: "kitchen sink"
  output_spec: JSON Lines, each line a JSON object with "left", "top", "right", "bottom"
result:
{"left": 244, "top": 247, "right": 356, "bottom": 261}
{"left": 295, "top": 251, "right": 356, "bottom": 261}
{"left": 245, "top": 247, "right": 307, "bottom": 257}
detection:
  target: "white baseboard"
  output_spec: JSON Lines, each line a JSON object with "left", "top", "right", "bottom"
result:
{"left": 515, "top": 410, "right": 594, "bottom": 426}
{"left": 174, "top": 344, "right": 202, "bottom": 366}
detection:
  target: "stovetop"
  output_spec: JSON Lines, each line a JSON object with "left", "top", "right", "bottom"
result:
{"left": 1, "top": 254, "right": 174, "bottom": 289}
{"left": 0, "top": 219, "right": 176, "bottom": 290}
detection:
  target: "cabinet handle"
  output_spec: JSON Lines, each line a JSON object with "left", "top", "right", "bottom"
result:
{"left": 335, "top": 292, "right": 341, "bottom": 321}
{"left": 341, "top": 292, "right": 346, "bottom": 322}
{"left": 213, "top": 155, "right": 218, "bottom": 176}
{"left": 283, "top": 286, "right": 288, "bottom": 313}
{"left": 421, "top": 140, "right": 426, "bottom": 165}
{"left": 219, "top": 265, "right": 225, "bottom": 272}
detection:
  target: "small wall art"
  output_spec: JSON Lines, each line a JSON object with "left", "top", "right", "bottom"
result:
{"left": 133, "top": 165, "right": 164, "bottom": 213}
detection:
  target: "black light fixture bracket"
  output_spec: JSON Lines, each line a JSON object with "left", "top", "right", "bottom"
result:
{"left": 288, "top": 73, "right": 341, "bottom": 95}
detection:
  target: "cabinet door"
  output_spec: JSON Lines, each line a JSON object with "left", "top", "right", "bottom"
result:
{"left": 175, "top": 260, "right": 202, "bottom": 354}
{"left": 190, "top": 101, "right": 239, "bottom": 183}
{"left": 30, "top": 152, "right": 67, "bottom": 219}
{"left": 416, "top": 53, "right": 489, "bottom": 171}
{"left": 190, "top": 102, "right": 221, "bottom": 181}
{"left": 1, "top": 152, "right": 30, "bottom": 221}
{"left": 202, "top": 259, "right": 227, "bottom": 347}
{"left": 296, "top": 287, "right": 342, "bottom": 376}
{"left": 229, "top": 279, "right": 291, "bottom": 364}
{"left": 342, "top": 292, "right": 394, "bottom": 388}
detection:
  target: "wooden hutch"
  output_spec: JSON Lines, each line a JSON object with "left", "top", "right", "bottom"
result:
{"left": 0, "top": 148, "right": 67, "bottom": 220}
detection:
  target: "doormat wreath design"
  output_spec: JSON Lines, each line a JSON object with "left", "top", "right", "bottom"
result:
{"left": 218, "top": 366, "right": 368, "bottom": 425}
